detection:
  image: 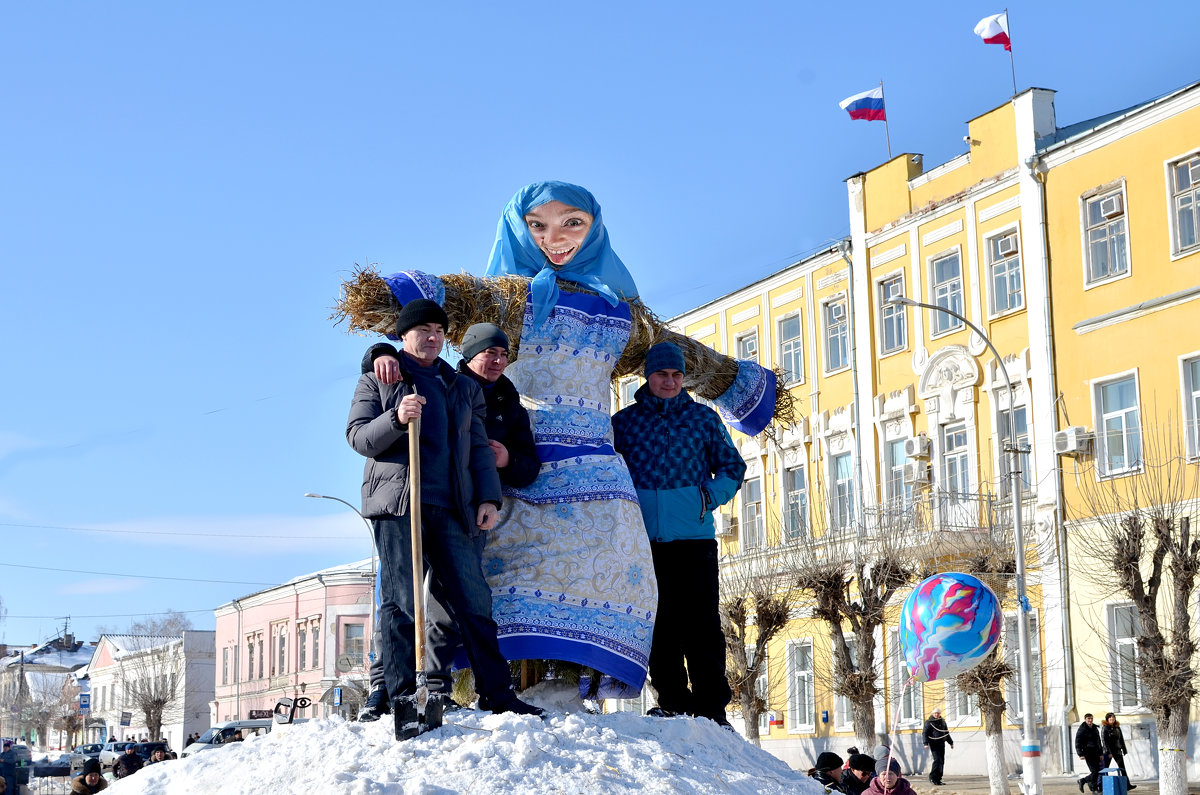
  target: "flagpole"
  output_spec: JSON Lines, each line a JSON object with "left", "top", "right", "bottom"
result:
{"left": 1005, "top": 8, "right": 1017, "bottom": 95}
{"left": 879, "top": 79, "right": 893, "bottom": 160}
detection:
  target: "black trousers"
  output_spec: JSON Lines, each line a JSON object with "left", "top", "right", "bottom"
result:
{"left": 648, "top": 539, "right": 732, "bottom": 722}
{"left": 928, "top": 742, "right": 946, "bottom": 782}
{"left": 1080, "top": 753, "right": 1103, "bottom": 791}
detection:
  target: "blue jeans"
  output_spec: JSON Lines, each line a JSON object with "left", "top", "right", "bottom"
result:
{"left": 372, "top": 507, "right": 511, "bottom": 701}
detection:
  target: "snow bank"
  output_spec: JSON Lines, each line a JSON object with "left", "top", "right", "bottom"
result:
{"left": 109, "top": 683, "right": 820, "bottom": 794}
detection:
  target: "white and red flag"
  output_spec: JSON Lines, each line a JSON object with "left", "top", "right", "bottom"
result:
{"left": 974, "top": 12, "right": 1011, "bottom": 50}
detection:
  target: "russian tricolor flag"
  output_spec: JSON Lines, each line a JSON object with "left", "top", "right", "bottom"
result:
{"left": 839, "top": 86, "right": 886, "bottom": 122}
{"left": 974, "top": 12, "right": 1011, "bottom": 51}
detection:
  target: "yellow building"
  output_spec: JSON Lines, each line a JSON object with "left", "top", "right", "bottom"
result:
{"left": 661, "top": 79, "right": 1200, "bottom": 779}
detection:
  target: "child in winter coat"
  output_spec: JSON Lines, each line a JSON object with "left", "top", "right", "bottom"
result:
{"left": 868, "top": 757, "right": 917, "bottom": 795}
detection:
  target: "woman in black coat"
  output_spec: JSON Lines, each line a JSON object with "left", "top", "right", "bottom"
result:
{"left": 1102, "top": 712, "right": 1136, "bottom": 789}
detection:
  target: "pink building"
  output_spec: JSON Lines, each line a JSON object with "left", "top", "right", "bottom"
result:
{"left": 212, "top": 559, "right": 374, "bottom": 723}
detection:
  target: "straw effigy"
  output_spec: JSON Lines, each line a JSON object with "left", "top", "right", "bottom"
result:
{"left": 333, "top": 266, "right": 797, "bottom": 434}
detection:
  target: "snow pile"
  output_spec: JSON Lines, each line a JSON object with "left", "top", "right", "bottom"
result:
{"left": 110, "top": 683, "right": 820, "bottom": 794}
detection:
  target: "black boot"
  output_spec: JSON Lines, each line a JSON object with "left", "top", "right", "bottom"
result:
{"left": 478, "top": 690, "right": 545, "bottom": 716}
{"left": 358, "top": 686, "right": 390, "bottom": 722}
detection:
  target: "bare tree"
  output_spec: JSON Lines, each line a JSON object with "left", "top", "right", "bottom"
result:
{"left": 116, "top": 636, "right": 184, "bottom": 741}
{"left": 130, "top": 611, "right": 194, "bottom": 637}
{"left": 1074, "top": 417, "right": 1200, "bottom": 795}
{"left": 720, "top": 542, "right": 805, "bottom": 747}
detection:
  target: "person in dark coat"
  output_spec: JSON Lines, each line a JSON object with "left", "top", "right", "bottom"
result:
{"left": 808, "top": 751, "right": 847, "bottom": 793}
{"left": 112, "top": 745, "right": 144, "bottom": 779}
{"left": 1076, "top": 712, "right": 1104, "bottom": 792}
{"left": 845, "top": 753, "right": 877, "bottom": 795}
{"left": 612, "top": 341, "right": 746, "bottom": 726}
{"left": 1102, "top": 712, "right": 1136, "bottom": 789}
{"left": 923, "top": 707, "right": 954, "bottom": 785}
{"left": 0, "top": 741, "right": 15, "bottom": 795}
{"left": 357, "top": 322, "right": 541, "bottom": 721}
{"left": 868, "top": 757, "right": 917, "bottom": 795}
{"left": 346, "top": 299, "right": 541, "bottom": 731}
{"left": 70, "top": 758, "right": 108, "bottom": 793}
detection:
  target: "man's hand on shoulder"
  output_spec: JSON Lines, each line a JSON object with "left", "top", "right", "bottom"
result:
{"left": 375, "top": 355, "right": 402, "bottom": 385}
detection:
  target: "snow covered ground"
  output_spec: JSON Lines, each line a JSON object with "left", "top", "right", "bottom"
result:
{"left": 97, "top": 682, "right": 820, "bottom": 794}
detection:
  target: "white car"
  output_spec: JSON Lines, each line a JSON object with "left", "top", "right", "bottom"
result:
{"left": 97, "top": 741, "right": 135, "bottom": 770}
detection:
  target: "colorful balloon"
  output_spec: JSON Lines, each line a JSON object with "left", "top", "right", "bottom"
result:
{"left": 899, "top": 572, "right": 1001, "bottom": 682}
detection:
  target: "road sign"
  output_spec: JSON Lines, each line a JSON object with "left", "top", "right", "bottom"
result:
{"left": 120, "top": 711, "right": 132, "bottom": 727}
{"left": 333, "top": 687, "right": 342, "bottom": 707}
{"left": 248, "top": 710, "right": 272, "bottom": 719}
{"left": 79, "top": 693, "right": 90, "bottom": 714}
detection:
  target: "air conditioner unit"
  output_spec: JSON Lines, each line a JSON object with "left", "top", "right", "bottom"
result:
{"left": 715, "top": 513, "right": 735, "bottom": 537}
{"left": 1054, "top": 426, "right": 1094, "bottom": 457}
{"left": 995, "top": 234, "right": 1018, "bottom": 257}
{"left": 1099, "top": 194, "right": 1124, "bottom": 219}
{"left": 903, "top": 461, "right": 931, "bottom": 484}
{"left": 904, "top": 435, "right": 932, "bottom": 459}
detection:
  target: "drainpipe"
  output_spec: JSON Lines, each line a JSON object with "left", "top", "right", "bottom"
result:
{"left": 233, "top": 599, "right": 243, "bottom": 720}
{"left": 1027, "top": 152, "right": 1075, "bottom": 774}
{"left": 838, "top": 241, "right": 866, "bottom": 517}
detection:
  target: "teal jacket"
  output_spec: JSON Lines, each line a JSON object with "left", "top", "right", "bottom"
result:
{"left": 612, "top": 385, "right": 746, "bottom": 542}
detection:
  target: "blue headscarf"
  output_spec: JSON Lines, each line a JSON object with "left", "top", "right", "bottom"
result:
{"left": 485, "top": 181, "right": 639, "bottom": 329}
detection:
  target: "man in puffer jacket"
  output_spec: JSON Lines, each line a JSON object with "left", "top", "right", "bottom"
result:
{"left": 612, "top": 341, "right": 746, "bottom": 726}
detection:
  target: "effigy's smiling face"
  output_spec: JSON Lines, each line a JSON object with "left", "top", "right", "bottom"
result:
{"left": 523, "top": 200, "right": 593, "bottom": 269}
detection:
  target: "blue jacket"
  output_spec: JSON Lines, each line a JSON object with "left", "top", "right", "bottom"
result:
{"left": 612, "top": 385, "right": 746, "bottom": 542}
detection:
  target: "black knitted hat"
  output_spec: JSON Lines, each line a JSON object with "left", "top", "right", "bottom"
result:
{"left": 395, "top": 299, "right": 449, "bottom": 336}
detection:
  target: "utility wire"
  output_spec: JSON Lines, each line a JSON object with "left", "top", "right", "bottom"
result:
{"left": 0, "top": 562, "right": 276, "bottom": 586}
{"left": 0, "top": 521, "right": 352, "bottom": 540}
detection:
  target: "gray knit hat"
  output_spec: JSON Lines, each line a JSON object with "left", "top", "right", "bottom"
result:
{"left": 461, "top": 323, "right": 510, "bottom": 362}
{"left": 875, "top": 757, "right": 901, "bottom": 776}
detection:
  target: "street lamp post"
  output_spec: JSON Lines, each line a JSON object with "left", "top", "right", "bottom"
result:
{"left": 887, "top": 296, "right": 1041, "bottom": 795}
{"left": 304, "top": 492, "right": 378, "bottom": 662}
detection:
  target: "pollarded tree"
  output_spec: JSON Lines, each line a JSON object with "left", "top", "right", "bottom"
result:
{"left": 116, "top": 635, "right": 184, "bottom": 741}
{"left": 1074, "top": 417, "right": 1200, "bottom": 795}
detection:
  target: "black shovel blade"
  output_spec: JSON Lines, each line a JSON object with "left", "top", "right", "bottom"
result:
{"left": 393, "top": 692, "right": 445, "bottom": 740}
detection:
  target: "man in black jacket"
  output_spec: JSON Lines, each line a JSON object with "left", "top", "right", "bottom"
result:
{"left": 347, "top": 301, "right": 541, "bottom": 734}
{"left": 357, "top": 323, "right": 539, "bottom": 720}
{"left": 923, "top": 708, "right": 954, "bottom": 785}
{"left": 1076, "top": 713, "right": 1104, "bottom": 792}
{"left": 112, "top": 745, "right": 143, "bottom": 779}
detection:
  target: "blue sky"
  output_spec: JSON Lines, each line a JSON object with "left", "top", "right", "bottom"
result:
{"left": 1, "top": 1, "right": 1194, "bottom": 645}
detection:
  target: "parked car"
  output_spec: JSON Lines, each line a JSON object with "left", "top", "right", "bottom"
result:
{"left": 32, "top": 752, "right": 72, "bottom": 777}
{"left": 179, "top": 719, "right": 273, "bottom": 758}
{"left": 133, "top": 741, "right": 172, "bottom": 762}
{"left": 97, "top": 741, "right": 134, "bottom": 770}
{"left": 69, "top": 743, "right": 103, "bottom": 774}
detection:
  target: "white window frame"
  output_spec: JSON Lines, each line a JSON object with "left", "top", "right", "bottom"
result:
{"left": 785, "top": 638, "right": 815, "bottom": 733}
{"left": 833, "top": 634, "right": 858, "bottom": 731}
{"left": 740, "top": 477, "right": 764, "bottom": 550}
{"left": 1003, "top": 611, "right": 1043, "bottom": 721}
{"left": 943, "top": 678, "right": 981, "bottom": 727}
{"left": 1092, "top": 370, "right": 1142, "bottom": 478}
{"left": 619, "top": 377, "right": 639, "bottom": 409}
{"left": 736, "top": 328, "right": 759, "bottom": 362}
{"left": 1080, "top": 182, "right": 1132, "bottom": 288}
{"left": 942, "top": 423, "right": 972, "bottom": 497}
{"left": 884, "top": 437, "right": 912, "bottom": 507}
{"left": 1182, "top": 352, "right": 1200, "bottom": 460}
{"left": 1108, "top": 603, "right": 1148, "bottom": 711}
{"left": 297, "top": 626, "right": 307, "bottom": 672}
{"left": 876, "top": 272, "right": 907, "bottom": 356}
{"left": 889, "top": 628, "right": 923, "bottom": 727}
{"left": 782, "top": 464, "right": 807, "bottom": 542}
{"left": 927, "top": 248, "right": 965, "bottom": 337}
{"left": 822, "top": 296, "right": 850, "bottom": 374}
{"left": 1166, "top": 148, "right": 1200, "bottom": 259}
{"left": 831, "top": 452, "right": 855, "bottom": 530}
{"left": 777, "top": 312, "right": 804, "bottom": 385}
{"left": 996, "top": 404, "right": 1032, "bottom": 497}
{"left": 747, "top": 644, "right": 770, "bottom": 733}
{"left": 984, "top": 225, "right": 1024, "bottom": 317}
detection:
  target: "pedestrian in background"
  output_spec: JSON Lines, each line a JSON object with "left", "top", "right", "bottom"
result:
{"left": 612, "top": 341, "right": 746, "bottom": 727}
{"left": 0, "top": 741, "right": 16, "bottom": 795}
{"left": 112, "top": 744, "right": 143, "bottom": 779}
{"left": 807, "top": 751, "right": 847, "bottom": 793}
{"left": 923, "top": 707, "right": 954, "bottom": 785}
{"left": 70, "top": 758, "right": 108, "bottom": 793}
{"left": 1076, "top": 713, "right": 1104, "bottom": 792}
{"left": 845, "top": 753, "right": 878, "bottom": 795}
{"left": 1102, "top": 712, "right": 1136, "bottom": 789}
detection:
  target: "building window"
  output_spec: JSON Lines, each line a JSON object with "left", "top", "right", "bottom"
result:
{"left": 620, "top": 378, "right": 639, "bottom": 408}
{"left": 1171, "top": 154, "right": 1200, "bottom": 254}
{"left": 258, "top": 638, "right": 264, "bottom": 679}
{"left": 298, "top": 627, "right": 307, "bottom": 671}
{"left": 783, "top": 465, "right": 807, "bottom": 542}
{"left": 997, "top": 405, "right": 1032, "bottom": 496}
{"left": 737, "top": 329, "right": 759, "bottom": 362}
{"left": 942, "top": 424, "right": 971, "bottom": 497}
{"left": 1109, "top": 604, "right": 1146, "bottom": 710}
{"left": 222, "top": 649, "right": 229, "bottom": 686}
{"left": 277, "top": 631, "right": 286, "bottom": 677}
{"left": 246, "top": 640, "right": 255, "bottom": 681}
{"left": 786, "top": 640, "right": 814, "bottom": 730}
{"left": 987, "top": 231, "right": 1023, "bottom": 314}
{"left": 890, "top": 629, "right": 923, "bottom": 723}
{"left": 1185, "top": 357, "right": 1200, "bottom": 458}
{"left": 832, "top": 452, "right": 855, "bottom": 529}
{"left": 778, "top": 314, "right": 804, "bottom": 383}
{"left": 885, "top": 439, "right": 912, "bottom": 506}
{"left": 833, "top": 635, "right": 858, "bottom": 730}
{"left": 1003, "top": 613, "right": 1043, "bottom": 720}
{"left": 343, "top": 623, "right": 365, "bottom": 668}
{"left": 878, "top": 275, "right": 906, "bottom": 354}
{"left": 823, "top": 299, "right": 848, "bottom": 372}
{"left": 1084, "top": 190, "right": 1129, "bottom": 283}
{"left": 944, "top": 679, "right": 979, "bottom": 723}
{"left": 747, "top": 645, "right": 770, "bottom": 733}
{"left": 1096, "top": 375, "right": 1141, "bottom": 475}
{"left": 740, "top": 477, "right": 764, "bottom": 549}
{"left": 312, "top": 622, "right": 320, "bottom": 669}
{"left": 930, "top": 252, "right": 964, "bottom": 334}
